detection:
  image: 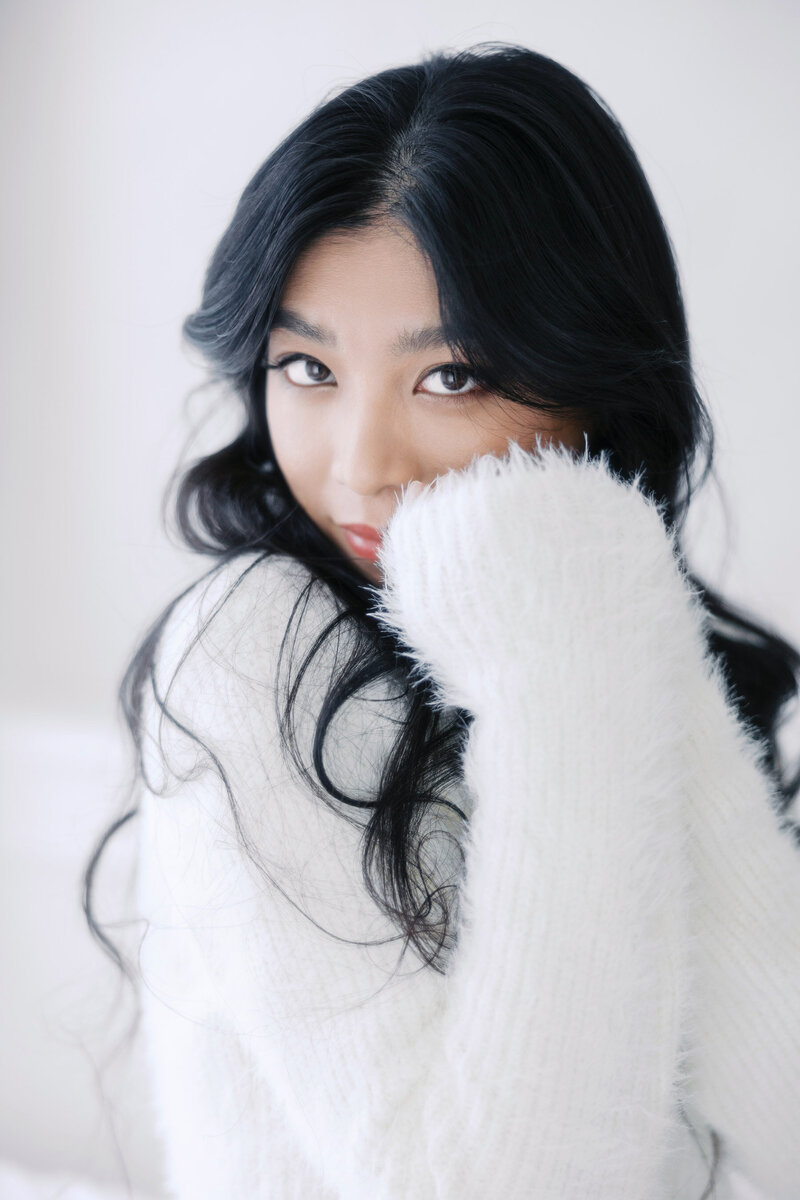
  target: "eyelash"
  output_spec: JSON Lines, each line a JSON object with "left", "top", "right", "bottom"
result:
{"left": 264, "top": 353, "right": 481, "bottom": 405}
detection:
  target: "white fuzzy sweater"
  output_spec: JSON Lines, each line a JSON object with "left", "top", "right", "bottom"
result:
{"left": 135, "top": 441, "right": 800, "bottom": 1199}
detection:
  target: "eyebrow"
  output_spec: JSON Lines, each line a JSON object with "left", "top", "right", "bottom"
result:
{"left": 271, "top": 305, "right": 450, "bottom": 356}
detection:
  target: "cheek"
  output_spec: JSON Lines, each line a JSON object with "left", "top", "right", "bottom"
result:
{"left": 419, "top": 404, "right": 563, "bottom": 469}
{"left": 500, "top": 407, "right": 589, "bottom": 457}
{"left": 266, "top": 392, "right": 325, "bottom": 498}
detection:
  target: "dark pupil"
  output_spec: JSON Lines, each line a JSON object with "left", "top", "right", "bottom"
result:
{"left": 442, "top": 365, "right": 470, "bottom": 391}
{"left": 307, "top": 360, "right": 328, "bottom": 381}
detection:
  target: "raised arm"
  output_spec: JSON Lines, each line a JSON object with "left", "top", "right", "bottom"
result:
{"left": 677, "top": 627, "right": 800, "bottom": 1199}
{"left": 136, "top": 440, "right": 710, "bottom": 1198}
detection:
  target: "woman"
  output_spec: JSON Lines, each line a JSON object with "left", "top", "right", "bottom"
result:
{"left": 85, "top": 42, "right": 800, "bottom": 1199}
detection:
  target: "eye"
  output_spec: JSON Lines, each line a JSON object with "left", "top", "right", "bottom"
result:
{"left": 266, "top": 354, "right": 335, "bottom": 387}
{"left": 419, "top": 364, "right": 481, "bottom": 398}
{"left": 265, "top": 353, "right": 481, "bottom": 400}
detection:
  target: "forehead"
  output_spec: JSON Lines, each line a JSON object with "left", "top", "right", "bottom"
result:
{"left": 270, "top": 304, "right": 450, "bottom": 357}
{"left": 273, "top": 223, "right": 449, "bottom": 352}
{"left": 280, "top": 223, "right": 439, "bottom": 307}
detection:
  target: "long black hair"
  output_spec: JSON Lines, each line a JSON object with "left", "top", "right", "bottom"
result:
{"left": 84, "top": 41, "right": 799, "bottom": 1196}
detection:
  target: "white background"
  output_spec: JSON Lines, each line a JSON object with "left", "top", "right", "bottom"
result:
{"left": 0, "top": 1, "right": 797, "bottom": 1195}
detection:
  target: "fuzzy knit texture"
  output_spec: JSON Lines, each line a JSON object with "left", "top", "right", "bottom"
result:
{"left": 134, "top": 440, "right": 800, "bottom": 1199}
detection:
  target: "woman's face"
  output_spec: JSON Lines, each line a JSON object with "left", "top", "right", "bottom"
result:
{"left": 266, "top": 221, "right": 587, "bottom": 583}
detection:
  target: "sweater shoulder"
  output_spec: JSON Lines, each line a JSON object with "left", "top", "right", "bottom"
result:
{"left": 155, "top": 551, "right": 341, "bottom": 695}
{"left": 135, "top": 550, "right": 420, "bottom": 951}
{"left": 140, "top": 551, "right": 346, "bottom": 788}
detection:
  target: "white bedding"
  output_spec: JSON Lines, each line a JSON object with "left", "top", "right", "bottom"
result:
{"left": 0, "top": 1159, "right": 162, "bottom": 1200}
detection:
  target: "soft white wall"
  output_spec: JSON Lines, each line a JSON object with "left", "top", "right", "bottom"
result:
{"left": 0, "top": 0, "right": 797, "bottom": 1193}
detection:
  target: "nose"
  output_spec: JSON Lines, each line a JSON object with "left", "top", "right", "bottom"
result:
{"left": 331, "top": 388, "right": 418, "bottom": 499}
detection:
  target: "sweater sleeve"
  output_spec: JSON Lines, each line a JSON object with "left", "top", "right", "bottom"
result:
{"left": 677, "top": 638, "right": 800, "bottom": 1200}
{"left": 136, "top": 440, "right": 719, "bottom": 1199}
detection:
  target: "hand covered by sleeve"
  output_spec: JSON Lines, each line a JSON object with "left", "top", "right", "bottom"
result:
{"left": 371, "top": 437, "right": 707, "bottom": 716}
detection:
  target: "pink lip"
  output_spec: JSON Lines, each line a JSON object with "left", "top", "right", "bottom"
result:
{"left": 340, "top": 524, "right": 383, "bottom": 563}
